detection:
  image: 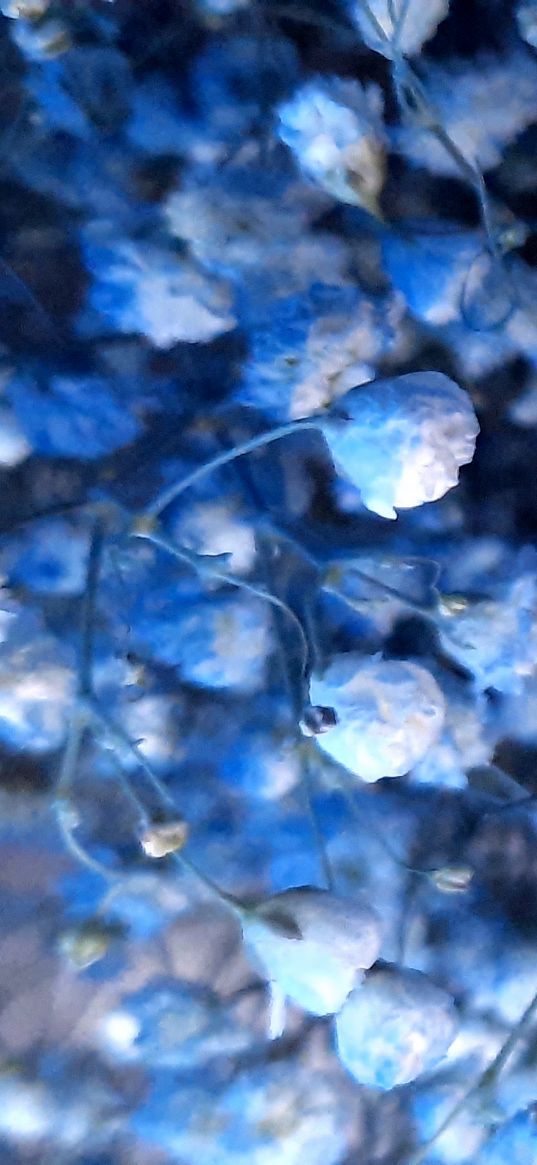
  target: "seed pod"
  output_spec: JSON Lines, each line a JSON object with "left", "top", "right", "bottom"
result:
{"left": 141, "top": 820, "right": 189, "bottom": 859}
{"left": 59, "top": 918, "right": 124, "bottom": 969}
{"left": 430, "top": 865, "right": 473, "bottom": 893}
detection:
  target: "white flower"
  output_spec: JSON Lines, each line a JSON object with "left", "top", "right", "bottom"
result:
{"left": 517, "top": 1, "right": 537, "bottom": 49}
{"left": 335, "top": 964, "right": 458, "bottom": 1089}
{"left": 278, "top": 77, "right": 386, "bottom": 213}
{"left": 84, "top": 235, "right": 236, "bottom": 348}
{"left": 350, "top": 0, "right": 450, "bottom": 58}
{"left": 394, "top": 50, "right": 537, "bottom": 177}
{"left": 242, "top": 886, "right": 381, "bottom": 1016}
{"left": 309, "top": 655, "right": 445, "bottom": 781}
{"left": 320, "top": 371, "right": 479, "bottom": 520}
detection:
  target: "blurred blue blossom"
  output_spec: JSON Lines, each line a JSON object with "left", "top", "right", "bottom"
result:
{"left": 1, "top": 3, "right": 537, "bottom": 1164}
{"left": 6, "top": 371, "right": 141, "bottom": 459}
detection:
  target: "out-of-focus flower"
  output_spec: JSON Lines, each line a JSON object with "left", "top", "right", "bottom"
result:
{"left": 394, "top": 50, "right": 537, "bottom": 176}
{"left": 349, "top": 0, "right": 450, "bottom": 58}
{"left": 81, "top": 235, "right": 236, "bottom": 348}
{"left": 2, "top": 517, "right": 89, "bottom": 595}
{"left": 24, "top": 47, "right": 132, "bottom": 140}
{"left": 132, "top": 586, "right": 273, "bottom": 693}
{"left": 237, "top": 283, "right": 403, "bottom": 421}
{"left": 335, "top": 964, "right": 458, "bottom": 1089}
{"left": 165, "top": 168, "right": 347, "bottom": 300}
{"left": 381, "top": 226, "right": 483, "bottom": 326}
{"left": 0, "top": 606, "right": 74, "bottom": 751}
{"left": 517, "top": 1, "right": 537, "bottom": 49}
{"left": 0, "top": 402, "right": 30, "bottom": 466}
{"left": 438, "top": 575, "right": 537, "bottom": 694}
{"left": 99, "top": 978, "right": 252, "bottom": 1067}
{"left": 278, "top": 77, "right": 386, "bottom": 215}
{"left": 6, "top": 371, "right": 141, "bottom": 459}
{"left": 193, "top": 33, "right": 299, "bottom": 141}
{"left": 133, "top": 1059, "right": 352, "bottom": 1165}
{"left": 474, "top": 1108, "right": 537, "bottom": 1164}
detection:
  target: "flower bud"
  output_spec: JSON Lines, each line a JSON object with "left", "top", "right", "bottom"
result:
{"left": 242, "top": 885, "right": 381, "bottom": 1017}
{"left": 141, "top": 820, "right": 189, "bottom": 859}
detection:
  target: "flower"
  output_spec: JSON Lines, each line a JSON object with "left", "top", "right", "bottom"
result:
{"left": 309, "top": 655, "right": 445, "bottom": 780}
{"left": 320, "top": 371, "right": 479, "bottom": 519}
{"left": 278, "top": 77, "right": 386, "bottom": 214}
{"left": 335, "top": 964, "right": 458, "bottom": 1089}
{"left": 242, "top": 885, "right": 381, "bottom": 1016}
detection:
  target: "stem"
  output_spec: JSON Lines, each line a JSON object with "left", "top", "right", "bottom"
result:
{"left": 407, "top": 985, "right": 537, "bottom": 1165}
{"left": 88, "top": 694, "right": 178, "bottom": 815}
{"left": 300, "top": 756, "right": 335, "bottom": 892}
{"left": 175, "top": 851, "right": 247, "bottom": 918}
{"left": 324, "top": 567, "right": 437, "bottom": 618}
{"left": 89, "top": 696, "right": 247, "bottom": 919}
{"left": 356, "top": 0, "right": 509, "bottom": 287}
{"left": 79, "top": 518, "right": 106, "bottom": 697}
{"left": 135, "top": 528, "right": 310, "bottom": 687}
{"left": 54, "top": 713, "right": 119, "bottom": 882}
{"left": 142, "top": 420, "right": 321, "bottom": 520}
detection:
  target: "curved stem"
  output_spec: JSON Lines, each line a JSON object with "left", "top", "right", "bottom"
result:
{"left": 134, "top": 526, "right": 310, "bottom": 709}
{"left": 88, "top": 696, "right": 247, "bottom": 919}
{"left": 88, "top": 693, "right": 178, "bottom": 815}
{"left": 54, "top": 712, "right": 119, "bottom": 883}
{"left": 141, "top": 420, "right": 321, "bottom": 520}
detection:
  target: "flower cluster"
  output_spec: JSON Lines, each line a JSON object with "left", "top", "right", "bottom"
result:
{"left": 1, "top": 1, "right": 537, "bottom": 1164}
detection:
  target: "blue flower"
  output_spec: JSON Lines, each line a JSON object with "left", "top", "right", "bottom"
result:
{"left": 6, "top": 372, "right": 141, "bottom": 459}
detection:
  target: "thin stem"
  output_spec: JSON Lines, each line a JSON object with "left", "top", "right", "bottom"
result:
{"left": 88, "top": 694, "right": 178, "bottom": 815}
{"left": 54, "top": 713, "right": 119, "bottom": 882}
{"left": 407, "top": 986, "right": 537, "bottom": 1165}
{"left": 393, "top": 0, "right": 412, "bottom": 44}
{"left": 356, "top": 0, "right": 508, "bottom": 284}
{"left": 133, "top": 527, "right": 310, "bottom": 708}
{"left": 174, "top": 851, "right": 246, "bottom": 918}
{"left": 88, "top": 696, "right": 247, "bottom": 918}
{"left": 57, "top": 809, "right": 120, "bottom": 882}
{"left": 300, "top": 756, "right": 335, "bottom": 892}
{"left": 324, "top": 566, "right": 436, "bottom": 617}
{"left": 141, "top": 420, "right": 321, "bottom": 520}
{"left": 79, "top": 518, "right": 106, "bottom": 697}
